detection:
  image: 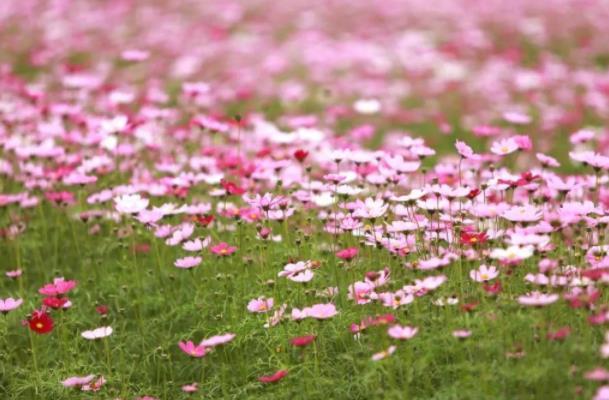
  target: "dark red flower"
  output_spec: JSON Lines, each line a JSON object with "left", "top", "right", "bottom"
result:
{"left": 195, "top": 214, "right": 215, "bottom": 227}
{"left": 350, "top": 314, "right": 396, "bottom": 333}
{"left": 294, "top": 149, "right": 309, "bottom": 162}
{"left": 258, "top": 369, "right": 288, "bottom": 383}
{"left": 460, "top": 302, "right": 479, "bottom": 313}
{"left": 467, "top": 188, "right": 481, "bottom": 200}
{"left": 28, "top": 310, "right": 54, "bottom": 334}
{"left": 483, "top": 280, "right": 502, "bottom": 295}
{"left": 220, "top": 179, "right": 246, "bottom": 196}
{"left": 96, "top": 305, "right": 109, "bottom": 315}
{"left": 460, "top": 230, "right": 487, "bottom": 246}
{"left": 290, "top": 334, "right": 316, "bottom": 348}
{"left": 42, "top": 296, "right": 68, "bottom": 309}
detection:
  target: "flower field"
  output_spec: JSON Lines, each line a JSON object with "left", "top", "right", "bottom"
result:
{"left": 3, "top": 1, "right": 609, "bottom": 399}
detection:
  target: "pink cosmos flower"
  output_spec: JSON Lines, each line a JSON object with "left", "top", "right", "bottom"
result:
{"left": 0, "top": 297, "right": 23, "bottom": 313}
{"left": 517, "top": 291, "right": 559, "bottom": 307}
{"left": 247, "top": 297, "right": 274, "bottom": 313}
{"left": 278, "top": 261, "right": 315, "bottom": 283}
{"left": 39, "top": 277, "right": 77, "bottom": 296}
{"left": 490, "top": 138, "right": 519, "bottom": 156}
{"left": 174, "top": 256, "right": 202, "bottom": 269}
{"left": 501, "top": 206, "right": 542, "bottom": 222}
{"left": 348, "top": 281, "right": 375, "bottom": 304}
{"left": 178, "top": 341, "right": 207, "bottom": 357}
{"left": 469, "top": 265, "right": 499, "bottom": 282}
{"left": 377, "top": 291, "right": 414, "bottom": 309}
{"left": 336, "top": 247, "right": 358, "bottom": 261}
{"left": 305, "top": 303, "right": 338, "bottom": 319}
{"left": 455, "top": 140, "right": 479, "bottom": 160}
{"left": 388, "top": 325, "right": 418, "bottom": 340}
{"left": 210, "top": 242, "right": 237, "bottom": 256}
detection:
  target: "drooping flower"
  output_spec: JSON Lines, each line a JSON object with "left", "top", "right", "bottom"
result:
{"left": 178, "top": 341, "right": 207, "bottom": 358}
{"left": 371, "top": 345, "right": 397, "bottom": 361}
{"left": 81, "top": 326, "right": 113, "bottom": 340}
{"left": 258, "top": 369, "right": 288, "bottom": 383}
{"left": 200, "top": 333, "right": 236, "bottom": 348}
{"left": 517, "top": 292, "right": 559, "bottom": 307}
{"left": 290, "top": 334, "right": 316, "bottom": 347}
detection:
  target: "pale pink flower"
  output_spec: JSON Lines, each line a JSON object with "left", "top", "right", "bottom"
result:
{"left": 388, "top": 325, "right": 418, "bottom": 340}
{"left": 114, "top": 194, "right": 149, "bottom": 214}
{"left": 81, "top": 326, "right": 113, "bottom": 340}
{"left": 200, "top": 333, "right": 236, "bottom": 347}
{"left": 62, "top": 375, "right": 95, "bottom": 388}
{"left": 371, "top": 345, "right": 397, "bottom": 361}
{"left": 490, "top": 138, "right": 519, "bottom": 156}
{"left": 174, "top": 256, "right": 202, "bottom": 269}
{"left": 0, "top": 297, "right": 23, "bottom": 313}
{"left": 517, "top": 291, "right": 559, "bottom": 307}
{"left": 247, "top": 297, "right": 274, "bottom": 313}
{"left": 452, "top": 329, "right": 472, "bottom": 339}
{"left": 469, "top": 265, "right": 499, "bottom": 282}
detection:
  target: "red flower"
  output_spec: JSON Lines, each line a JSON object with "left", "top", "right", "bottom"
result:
{"left": 467, "top": 188, "right": 481, "bottom": 200}
{"left": 460, "top": 230, "right": 487, "bottom": 246}
{"left": 96, "top": 305, "right": 109, "bottom": 315}
{"left": 294, "top": 149, "right": 309, "bottom": 162}
{"left": 28, "top": 310, "right": 54, "bottom": 334}
{"left": 460, "top": 302, "right": 479, "bottom": 313}
{"left": 483, "top": 280, "right": 502, "bottom": 295}
{"left": 258, "top": 369, "right": 288, "bottom": 384}
{"left": 195, "top": 214, "right": 215, "bottom": 227}
{"left": 42, "top": 296, "right": 68, "bottom": 309}
{"left": 220, "top": 179, "right": 246, "bottom": 196}
{"left": 290, "top": 335, "right": 316, "bottom": 348}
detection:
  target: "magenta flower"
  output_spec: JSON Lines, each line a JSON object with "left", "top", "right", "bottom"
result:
{"left": 210, "top": 242, "right": 237, "bottom": 256}
{"left": 336, "top": 247, "right": 358, "bottom": 261}
{"left": 39, "top": 277, "right": 77, "bottom": 296}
